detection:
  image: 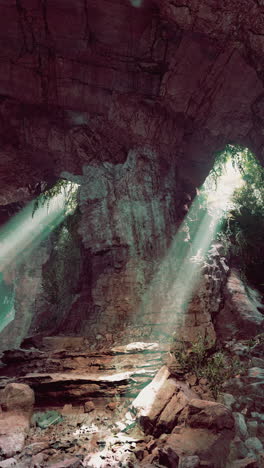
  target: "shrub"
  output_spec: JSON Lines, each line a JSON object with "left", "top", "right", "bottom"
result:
{"left": 173, "top": 336, "right": 244, "bottom": 398}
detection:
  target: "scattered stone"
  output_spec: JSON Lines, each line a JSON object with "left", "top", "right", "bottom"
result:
{"left": 31, "top": 452, "right": 47, "bottom": 466}
{"left": 229, "top": 437, "right": 248, "bottom": 460}
{"left": 106, "top": 401, "right": 118, "bottom": 411}
{"left": 247, "top": 421, "right": 258, "bottom": 437}
{"left": 244, "top": 436, "right": 263, "bottom": 453}
{"left": 47, "top": 458, "right": 82, "bottom": 468}
{"left": 187, "top": 375, "right": 197, "bottom": 386}
{"left": 199, "top": 378, "right": 208, "bottom": 386}
{"left": 178, "top": 455, "right": 200, "bottom": 468}
{"left": 0, "top": 459, "right": 17, "bottom": 468}
{"left": 233, "top": 413, "right": 248, "bottom": 440}
{"left": 187, "top": 399, "right": 234, "bottom": 430}
{"left": 220, "top": 393, "right": 236, "bottom": 409}
{"left": 84, "top": 401, "right": 95, "bottom": 413}
{"left": 0, "top": 384, "right": 34, "bottom": 413}
{"left": 115, "top": 421, "right": 127, "bottom": 432}
{"left": 24, "top": 441, "right": 49, "bottom": 455}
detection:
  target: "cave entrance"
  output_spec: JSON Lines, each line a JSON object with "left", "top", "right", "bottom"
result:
{"left": 212, "top": 145, "right": 264, "bottom": 296}
{"left": 138, "top": 144, "right": 264, "bottom": 340}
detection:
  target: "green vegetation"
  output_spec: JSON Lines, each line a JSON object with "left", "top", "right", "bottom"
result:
{"left": 208, "top": 145, "right": 264, "bottom": 292}
{"left": 32, "top": 179, "right": 78, "bottom": 217}
{"left": 243, "top": 332, "right": 264, "bottom": 349}
{"left": 173, "top": 336, "right": 244, "bottom": 398}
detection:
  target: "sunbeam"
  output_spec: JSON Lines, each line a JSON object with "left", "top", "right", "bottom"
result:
{"left": 0, "top": 181, "right": 79, "bottom": 332}
{"left": 137, "top": 159, "right": 244, "bottom": 341}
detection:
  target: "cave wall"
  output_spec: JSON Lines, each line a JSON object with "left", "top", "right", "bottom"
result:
{"left": 1, "top": 0, "right": 264, "bottom": 348}
{"left": 1, "top": 0, "right": 264, "bottom": 202}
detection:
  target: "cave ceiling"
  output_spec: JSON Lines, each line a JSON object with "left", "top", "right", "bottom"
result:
{"left": 0, "top": 0, "right": 264, "bottom": 204}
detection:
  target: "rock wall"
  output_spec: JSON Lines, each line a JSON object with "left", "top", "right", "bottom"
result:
{"left": 0, "top": 147, "right": 186, "bottom": 348}
{"left": 0, "top": 1, "right": 264, "bottom": 203}
{"left": 1, "top": 1, "right": 264, "bottom": 348}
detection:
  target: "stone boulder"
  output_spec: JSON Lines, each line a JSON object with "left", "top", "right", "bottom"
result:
{"left": 0, "top": 459, "right": 19, "bottom": 468}
{"left": 145, "top": 427, "right": 234, "bottom": 468}
{"left": 154, "top": 390, "right": 189, "bottom": 437}
{"left": 187, "top": 399, "right": 234, "bottom": 430}
{"left": 132, "top": 366, "right": 177, "bottom": 434}
{"left": 0, "top": 383, "right": 34, "bottom": 414}
{"left": 154, "top": 384, "right": 198, "bottom": 437}
{"left": 84, "top": 401, "right": 95, "bottom": 413}
{"left": 132, "top": 367, "right": 198, "bottom": 435}
{"left": 178, "top": 456, "right": 200, "bottom": 468}
{"left": 0, "top": 412, "right": 30, "bottom": 458}
{"left": 233, "top": 413, "right": 248, "bottom": 440}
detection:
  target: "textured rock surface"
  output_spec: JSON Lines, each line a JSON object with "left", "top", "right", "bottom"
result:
{"left": 0, "top": 341, "right": 168, "bottom": 404}
{"left": 216, "top": 269, "right": 264, "bottom": 341}
{"left": 0, "top": 412, "right": 30, "bottom": 458}
{"left": 149, "top": 427, "right": 234, "bottom": 468}
{"left": 0, "top": 383, "right": 34, "bottom": 413}
{"left": 0, "top": 0, "right": 264, "bottom": 204}
{"left": 1, "top": 0, "right": 264, "bottom": 347}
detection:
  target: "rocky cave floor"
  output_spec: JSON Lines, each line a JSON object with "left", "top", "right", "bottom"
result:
{"left": 0, "top": 338, "right": 263, "bottom": 468}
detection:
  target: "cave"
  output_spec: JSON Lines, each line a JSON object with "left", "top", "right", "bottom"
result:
{"left": 0, "top": 1, "right": 263, "bottom": 467}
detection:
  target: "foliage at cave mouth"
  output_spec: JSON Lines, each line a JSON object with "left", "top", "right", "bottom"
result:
{"left": 209, "top": 145, "right": 264, "bottom": 294}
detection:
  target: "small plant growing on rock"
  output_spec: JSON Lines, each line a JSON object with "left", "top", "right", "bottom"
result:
{"left": 171, "top": 335, "right": 244, "bottom": 399}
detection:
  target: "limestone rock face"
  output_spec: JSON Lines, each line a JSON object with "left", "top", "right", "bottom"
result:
{"left": 216, "top": 269, "right": 264, "bottom": 341}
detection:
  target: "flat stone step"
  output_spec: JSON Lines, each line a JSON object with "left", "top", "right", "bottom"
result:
{"left": 0, "top": 342, "right": 169, "bottom": 404}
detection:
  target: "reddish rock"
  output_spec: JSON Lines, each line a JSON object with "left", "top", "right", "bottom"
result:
{"left": 84, "top": 401, "right": 95, "bottom": 413}
{"left": 187, "top": 399, "right": 234, "bottom": 430}
{"left": 154, "top": 384, "right": 198, "bottom": 436}
{"left": 132, "top": 366, "right": 177, "bottom": 433}
{"left": 47, "top": 458, "right": 82, "bottom": 468}
{"left": 106, "top": 401, "right": 119, "bottom": 411}
{"left": 155, "top": 427, "right": 234, "bottom": 468}
{"left": 0, "top": 412, "right": 30, "bottom": 458}
{"left": 61, "top": 404, "right": 73, "bottom": 415}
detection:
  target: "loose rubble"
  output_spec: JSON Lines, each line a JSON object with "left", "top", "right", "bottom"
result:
{"left": 0, "top": 337, "right": 262, "bottom": 467}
